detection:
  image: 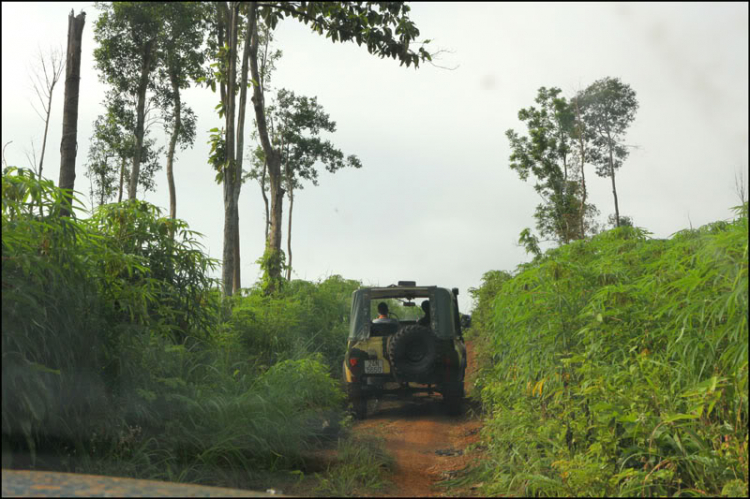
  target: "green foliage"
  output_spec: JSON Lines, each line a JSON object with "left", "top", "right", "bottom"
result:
{"left": 207, "top": 127, "right": 227, "bottom": 184}
{"left": 506, "top": 87, "right": 598, "bottom": 244}
{"left": 256, "top": 2, "right": 431, "bottom": 68}
{"left": 257, "top": 246, "right": 287, "bottom": 295}
{"left": 578, "top": 77, "right": 639, "bottom": 228}
{"left": 3, "top": 168, "right": 218, "bottom": 460}
{"left": 265, "top": 88, "right": 362, "bottom": 191}
{"left": 88, "top": 200, "right": 220, "bottom": 342}
{"left": 609, "top": 213, "right": 634, "bottom": 228}
{"left": 93, "top": 2, "right": 163, "bottom": 91}
{"left": 85, "top": 96, "right": 164, "bottom": 207}
{"left": 470, "top": 212, "right": 748, "bottom": 496}
{"left": 579, "top": 77, "right": 639, "bottom": 180}
{"left": 2, "top": 168, "right": 362, "bottom": 488}
{"left": 228, "top": 275, "right": 361, "bottom": 371}
{"left": 518, "top": 227, "right": 542, "bottom": 259}
{"left": 467, "top": 270, "right": 513, "bottom": 397}
{"left": 3, "top": 167, "right": 129, "bottom": 460}
{"left": 314, "top": 435, "right": 393, "bottom": 497}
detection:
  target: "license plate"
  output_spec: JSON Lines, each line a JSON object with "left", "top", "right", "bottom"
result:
{"left": 364, "top": 360, "right": 384, "bottom": 374}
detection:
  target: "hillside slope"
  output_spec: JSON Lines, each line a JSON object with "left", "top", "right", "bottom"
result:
{"left": 469, "top": 207, "right": 748, "bottom": 496}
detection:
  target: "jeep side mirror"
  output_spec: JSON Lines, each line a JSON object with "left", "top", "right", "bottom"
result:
{"left": 452, "top": 287, "right": 459, "bottom": 296}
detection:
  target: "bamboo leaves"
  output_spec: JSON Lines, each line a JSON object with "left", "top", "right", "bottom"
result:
{"left": 470, "top": 210, "right": 748, "bottom": 496}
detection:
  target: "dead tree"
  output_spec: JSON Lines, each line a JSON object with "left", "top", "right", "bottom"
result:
{"left": 58, "top": 10, "right": 86, "bottom": 217}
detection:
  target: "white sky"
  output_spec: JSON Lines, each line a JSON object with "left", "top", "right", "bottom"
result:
{"left": 2, "top": 2, "right": 748, "bottom": 312}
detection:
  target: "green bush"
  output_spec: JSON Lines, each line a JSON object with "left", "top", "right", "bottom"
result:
{"left": 3, "top": 167, "right": 123, "bottom": 458}
{"left": 471, "top": 209, "right": 749, "bottom": 496}
{"left": 314, "top": 434, "right": 393, "bottom": 497}
{"left": 2, "top": 167, "right": 362, "bottom": 488}
{"left": 226, "top": 275, "right": 360, "bottom": 372}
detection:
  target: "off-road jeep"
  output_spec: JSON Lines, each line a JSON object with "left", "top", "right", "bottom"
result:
{"left": 343, "top": 281, "right": 467, "bottom": 419}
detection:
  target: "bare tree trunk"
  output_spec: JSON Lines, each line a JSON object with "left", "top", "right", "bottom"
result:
{"left": 609, "top": 146, "right": 620, "bottom": 227}
{"left": 39, "top": 97, "right": 52, "bottom": 179}
{"left": 58, "top": 10, "right": 85, "bottom": 217}
{"left": 38, "top": 85, "right": 57, "bottom": 180}
{"left": 99, "top": 162, "right": 106, "bottom": 208}
{"left": 31, "top": 47, "right": 64, "bottom": 181}
{"left": 248, "top": 1, "right": 284, "bottom": 292}
{"left": 261, "top": 160, "right": 270, "bottom": 241}
{"left": 573, "top": 98, "right": 588, "bottom": 239}
{"left": 128, "top": 39, "right": 154, "bottom": 200}
{"left": 230, "top": 7, "right": 254, "bottom": 294}
{"left": 267, "top": 168, "right": 284, "bottom": 265}
{"left": 117, "top": 156, "right": 125, "bottom": 203}
{"left": 221, "top": 2, "right": 239, "bottom": 296}
{"left": 286, "top": 184, "right": 293, "bottom": 281}
{"left": 166, "top": 71, "right": 181, "bottom": 221}
{"left": 579, "top": 155, "right": 587, "bottom": 237}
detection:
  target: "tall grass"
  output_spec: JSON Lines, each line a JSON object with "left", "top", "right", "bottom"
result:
{"left": 314, "top": 434, "right": 393, "bottom": 497}
{"left": 1, "top": 167, "right": 365, "bottom": 490}
{"left": 471, "top": 207, "right": 748, "bottom": 496}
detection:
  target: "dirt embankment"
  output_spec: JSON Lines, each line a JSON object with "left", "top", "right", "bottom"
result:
{"left": 354, "top": 341, "right": 484, "bottom": 497}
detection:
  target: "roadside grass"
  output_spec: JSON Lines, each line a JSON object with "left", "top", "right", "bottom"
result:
{"left": 2, "top": 167, "right": 371, "bottom": 494}
{"left": 313, "top": 432, "right": 394, "bottom": 497}
{"left": 467, "top": 206, "right": 749, "bottom": 497}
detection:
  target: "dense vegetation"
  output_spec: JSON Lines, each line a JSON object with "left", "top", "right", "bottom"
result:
{"left": 1, "top": 167, "right": 387, "bottom": 495}
{"left": 4, "top": 172, "right": 748, "bottom": 498}
{"left": 468, "top": 205, "right": 748, "bottom": 497}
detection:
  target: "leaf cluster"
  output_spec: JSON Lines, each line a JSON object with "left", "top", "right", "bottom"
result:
{"left": 250, "top": 88, "right": 362, "bottom": 191}
{"left": 577, "top": 77, "right": 639, "bottom": 178}
{"left": 2, "top": 167, "right": 217, "bottom": 463}
{"left": 256, "top": 2, "right": 431, "bottom": 67}
{"left": 507, "top": 87, "right": 597, "bottom": 244}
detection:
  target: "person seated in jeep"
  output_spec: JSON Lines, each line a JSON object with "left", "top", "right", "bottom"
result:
{"left": 418, "top": 300, "right": 431, "bottom": 327}
{"left": 373, "top": 302, "right": 399, "bottom": 324}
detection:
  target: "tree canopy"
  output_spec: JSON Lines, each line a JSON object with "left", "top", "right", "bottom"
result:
{"left": 506, "top": 87, "right": 597, "bottom": 245}
{"left": 580, "top": 77, "right": 639, "bottom": 227}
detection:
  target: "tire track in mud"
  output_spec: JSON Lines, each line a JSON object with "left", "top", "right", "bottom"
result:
{"left": 354, "top": 341, "right": 483, "bottom": 497}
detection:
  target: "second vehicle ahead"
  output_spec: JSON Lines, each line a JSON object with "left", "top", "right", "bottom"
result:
{"left": 343, "top": 281, "right": 467, "bottom": 419}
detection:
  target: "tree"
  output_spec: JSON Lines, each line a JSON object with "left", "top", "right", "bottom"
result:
{"left": 85, "top": 116, "right": 119, "bottom": 208}
{"left": 570, "top": 89, "right": 597, "bottom": 239}
{"left": 59, "top": 10, "right": 86, "bottom": 218}
{"left": 607, "top": 213, "right": 633, "bottom": 228}
{"left": 204, "top": 2, "right": 430, "bottom": 296}
{"left": 154, "top": 2, "right": 206, "bottom": 224}
{"left": 245, "top": 22, "right": 281, "bottom": 247}
{"left": 251, "top": 88, "right": 362, "bottom": 281}
{"left": 580, "top": 77, "right": 639, "bottom": 228}
{"left": 94, "top": 2, "right": 163, "bottom": 201}
{"left": 85, "top": 93, "right": 163, "bottom": 208}
{"left": 28, "top": 46, "right": 65, "bottom": 180}
{"left": 204, "top": 2, "right": 254, "bottom": 296}
{"left": 246, "top": 1, "right": 432, "bottom": 294}
{"left": 506, "top": 87, "right": 596, "bottom": 245}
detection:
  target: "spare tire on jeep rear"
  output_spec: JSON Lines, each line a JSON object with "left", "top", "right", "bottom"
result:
{"left": 388, "top": 324, "right": 437, "bottom": 379}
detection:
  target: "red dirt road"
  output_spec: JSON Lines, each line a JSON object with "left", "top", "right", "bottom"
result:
{"left": 354, "top": 341, "right": 483, "bottom": 497}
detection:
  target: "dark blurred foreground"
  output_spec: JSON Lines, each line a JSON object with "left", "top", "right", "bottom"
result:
{"left": 1, "top": 470, "right": 285, "bottom": 497}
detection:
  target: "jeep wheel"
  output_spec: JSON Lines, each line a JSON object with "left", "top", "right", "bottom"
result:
{"left": 347, "top": 383, "right": 368, "bottom": 420}
{"left": 442, "top": 381, "right": 464, "bottom": 416}
{"left": 388, "top": 324, "right": 438, "bottom": 379}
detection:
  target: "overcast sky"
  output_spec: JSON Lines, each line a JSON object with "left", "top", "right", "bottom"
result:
{"left": 2, "top": 2, "right": 748, "bottom": 312}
